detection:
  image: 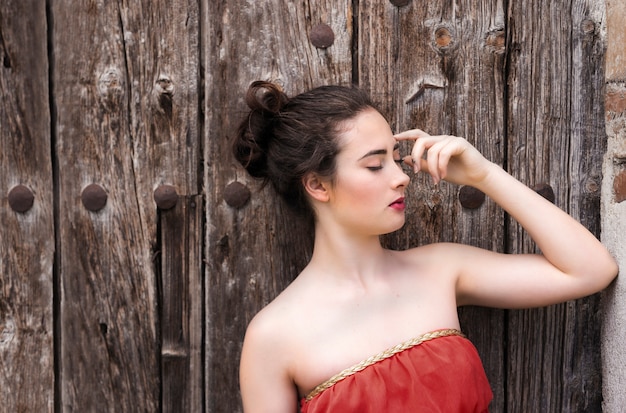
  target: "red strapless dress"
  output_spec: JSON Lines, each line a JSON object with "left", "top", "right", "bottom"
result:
{"left": 300, "top": 329, "right": 492, "bottom": 413}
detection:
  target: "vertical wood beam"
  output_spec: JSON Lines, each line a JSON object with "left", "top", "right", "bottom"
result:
{"left": 160, "top": 195, "right": 203, "bottom": 413}
{"left": 506, "top": 0, "right": 606, "bottom": 411}
{"left": 51, "top": 0, "right": 199, "bottom": 410}
{"left": 0, "top": 0, "right": 54, "bottom": 411}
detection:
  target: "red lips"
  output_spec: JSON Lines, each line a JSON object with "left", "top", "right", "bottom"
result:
{"left": 389, "top": 197, "right": 405, "bottom": 210}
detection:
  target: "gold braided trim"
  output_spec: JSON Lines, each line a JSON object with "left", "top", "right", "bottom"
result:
{"left": 304, "top": 328, "right": 465, "bottom": 402}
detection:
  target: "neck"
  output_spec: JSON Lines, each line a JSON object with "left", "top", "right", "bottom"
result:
{"left": 307, "top": 221, "right": 389, "bottom": 285}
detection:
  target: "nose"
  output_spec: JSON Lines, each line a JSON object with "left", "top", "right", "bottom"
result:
{"left": 393, "top": 162, "right": 411, "bottom": 188}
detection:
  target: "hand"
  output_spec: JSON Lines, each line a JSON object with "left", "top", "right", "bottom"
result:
{"left": 394, "top": 129, "right": 492, "bottom": 186}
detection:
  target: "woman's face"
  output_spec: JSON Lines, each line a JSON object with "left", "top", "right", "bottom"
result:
{"left": 325, "top": 108, "right": 410, "bottom": 236}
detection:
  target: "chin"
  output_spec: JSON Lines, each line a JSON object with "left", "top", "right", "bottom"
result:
{"left": 381, "top": 220, "right": 406, "bottom": 235}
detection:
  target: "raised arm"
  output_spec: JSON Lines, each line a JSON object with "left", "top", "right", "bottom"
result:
{"left": 395, "top": 129, "right": 618, "bottom": 308}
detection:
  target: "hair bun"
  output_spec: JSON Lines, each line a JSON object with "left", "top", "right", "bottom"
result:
{"left": 233, "top": 81, "right": 289, "bottom": 179}
{"left": 246, "top": 80, "right": 289, "bottom": 115}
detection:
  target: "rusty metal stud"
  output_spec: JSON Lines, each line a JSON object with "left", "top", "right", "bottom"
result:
{"left": 458, "top": 185, "right": 485, "bottom": 209}
{"left": 224, "top": 181, "right": 251, "bottom": 209}
{"left": 153, "top": 185, "right": 178, "bottom": 210}
{"left": 389, "top": 0, "right": 411, "bottom": 6}
{"left": 8, "top": 184, "right": 34, "bottom": 213}
{"left": 310, "top": 23, "right": 335, "bottom": 49}
{"left": 81, "top": 184, "right": 108, "bottom": 212}
{"left": 533, "top": 182, "right": 555, "bottom": 204}
{"left": 614, "top": 170, "right": 626, "bottom": 203}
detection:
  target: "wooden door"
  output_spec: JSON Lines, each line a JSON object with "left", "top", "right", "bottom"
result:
{"left": 203, "top": 1, "right": 607, "bottom": 412}
{"left": 49, "top": 0, "right": 201, "bottom": 411}
{"left": 0, "top": 0, "right": 608, "bottom": 412}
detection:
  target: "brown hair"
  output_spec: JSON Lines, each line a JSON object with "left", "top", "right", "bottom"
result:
{"left": 233, "top": 80, "right": 374, "bottom": 218}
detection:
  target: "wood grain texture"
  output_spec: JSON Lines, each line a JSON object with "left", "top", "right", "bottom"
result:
{"left": 0, "top": 0, "right": 54, "bottom": 411}
{"left": 202, "top": 1, "right": 351, "bottom": 411}
{"left": 505, "top": 0, "right": 606, "bottom": 411}
{"left": 160, "top": 195, "right": 203, "bottom": 413}
{"left": 50, "top": 0, "right": 199, "bottom": 410}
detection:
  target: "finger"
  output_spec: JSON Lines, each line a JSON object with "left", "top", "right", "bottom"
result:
{"left": 439, "top": 137, "right": 469, "bottom": 180}
{"left": 426, "top": 138, "right": 456, "bottom": 183}
{"left": 410, "top": 138, "right": 429, "bottom": 173}
{"left": 427, "top": 143, "right": 442, "bottom": 183}
{"left": 412, "top": 137, "right": 446, "bottom": 175}
{"left": 403, "top": 155, "right": 431, "bottom": 176}
{"left": 394, "top": 129, "right": 430, "bottom": 141}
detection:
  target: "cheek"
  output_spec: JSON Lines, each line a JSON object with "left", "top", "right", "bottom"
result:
{"left": 337, "top": 177, "right": 378, "bottom": 204}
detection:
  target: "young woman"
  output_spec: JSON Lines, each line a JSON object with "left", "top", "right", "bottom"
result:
{"left": 233, "top": 81, "right": 618, "bottom": 413}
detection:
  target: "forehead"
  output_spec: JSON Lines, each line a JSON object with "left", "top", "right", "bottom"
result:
{"left": 337, "top": 108, "right": 395, "bottom": 155}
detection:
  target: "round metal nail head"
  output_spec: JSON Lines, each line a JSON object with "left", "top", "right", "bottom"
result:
{"left": 224, "top": 182, "right": 251, "bottom": 209}
{"left": 154, "top": 185, "right": 178, "bottom": 210}
{"left": 8, "top": 185, "right": 35, "bottom": 213}
{"left": 458, "top": 185, "right": 485, "bottom": 209}
{"left": 81, "top": 184, "right": 108, "bottom": 212}
{"left": 310, "top": 24, "right": 335, "bottom": 49}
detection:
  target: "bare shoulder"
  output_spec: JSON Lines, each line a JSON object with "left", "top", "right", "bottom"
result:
{"left": 241, "top": 275, "right": 314, "bottom": 364}
{"left": 393, "top": 242, "right": 474, "bottom": 268}
{"left": 243, "top": 290, "right": 299, "bottom": 357}
{"left": 239, "top": 286, "right": 305, "bottom": 412}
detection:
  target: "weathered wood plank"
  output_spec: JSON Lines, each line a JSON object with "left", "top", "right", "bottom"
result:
{"left": 160, "top": 195, "right": 203, "bottom": 413}
{"left": 0, "top": 1, "right": 54, "bottom": 411}
{"left": 505, "top": 0, "right": 606, "bottom": 411}
{"left": 51, "top": 0, "right": 199, "bottom": 410}
{"left": 357, "top": 1, "right": 506, "bottom": 411}
{"left": 202, "top": 1, "right": 352, "bottom": 411}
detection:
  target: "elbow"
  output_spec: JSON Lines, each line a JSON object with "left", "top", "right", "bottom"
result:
{"left": 591, "top": 254, "right": 619, "bottom": 292}
{"left": 605, "top": 257, "right": 620, "bottom": 287}
{"left": 571, "top": 253, "right": 619, "bottom": 297}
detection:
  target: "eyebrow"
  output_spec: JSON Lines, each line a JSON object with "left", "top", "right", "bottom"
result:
{"left": 358, "top": 143, "right": 400, "bottom": 160}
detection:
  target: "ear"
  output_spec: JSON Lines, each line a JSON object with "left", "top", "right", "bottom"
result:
{"left": 303, "top": 173, "right": 330, "bottom": 203}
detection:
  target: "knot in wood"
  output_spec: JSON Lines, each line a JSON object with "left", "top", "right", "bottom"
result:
{"left": 458, "top": 186, "right": 485, "bottom": 209}
{"left": 310, "top": 24, "right": 335, "bottom": 49}
{"left": 223, "top": 182, "right": 251, "bottom": 209}
{"left": 389, "top": 0, "right": 411, "bottom": 6}
{"left": 434, "top": 26, "right": 453, "bottom": 49}
{"left": 585, "top": 177, "right": 600, "bottom": 194}
{"left": 581, "top": 19, "right": 595, "bottom": 35}
{"left": 155, "top": 75, "right": 175, "bottom": 96}
{"left": 532, "top": 182, "right": 555, "bottom": 204}
{"left": 81, "top": 183, "right": 108, "bottom": 212}
{"left": 153, "top": 185, "right": 178, "bottom": 210}
{"left": 8, "top": 184, "right": 35, "bottom": 213}
{"left": 485, "top": 29, "right": 506, "bottom": 54}
{"left": 154, "top": 75, "right": 175, "bottom": 114}
{"left": 98, "top": 68, "right": 123, "bottom": 98}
